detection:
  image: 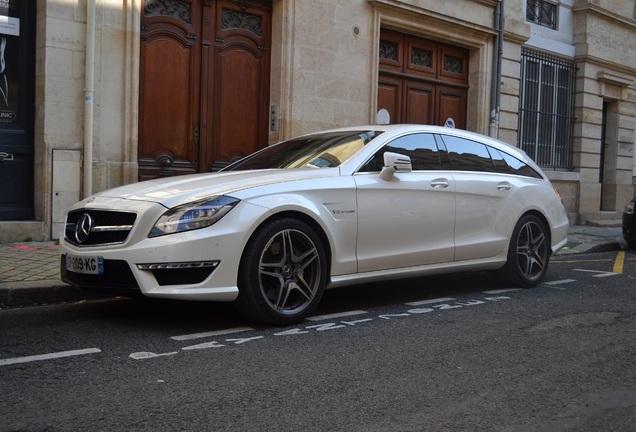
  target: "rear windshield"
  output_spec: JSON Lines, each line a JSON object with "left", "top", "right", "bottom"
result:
{"left": 224, "top": 131, "right": 383, "bottom": 170}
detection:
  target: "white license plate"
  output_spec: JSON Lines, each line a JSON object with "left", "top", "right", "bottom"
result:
{"left": 65, "top": 254, "right": 104, "bottom": 275}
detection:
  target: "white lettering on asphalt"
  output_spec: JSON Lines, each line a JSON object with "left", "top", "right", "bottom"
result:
{"left": 483, "top": 296, "right": 511, "bottom": 301}
{"left": 379, "top": 313, "right": 411, "bottom": 319}
{"left": 226, "top": 336, "right": 264, "bottom": 345}
{"left": 130, "top": 295, "right": 516, "bottom": 360}
{"left": 0, "top": 348, "right": 102, "bottom": 366}
{"left": 408, "top": 307, "right": 434, "bottom": 314}
{"left": 182, "top": 341, "right": 225, "bottom": 350}
{"left": 274, "top": 328, "right": 309, "bottom": 336}
{"left": 305, "top": 322, "right": 347, "bottom": 331}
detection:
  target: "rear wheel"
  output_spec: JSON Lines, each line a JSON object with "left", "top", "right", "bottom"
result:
{"left": 234, "top": 218, "right": 327, "bottom": 325}
{"left": 501, "top": 214, "right": 550, "bottom": 287}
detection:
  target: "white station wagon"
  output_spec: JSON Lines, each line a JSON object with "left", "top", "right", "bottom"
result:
{"left": 61, "top": 125, "right": 569, "bottom": 324}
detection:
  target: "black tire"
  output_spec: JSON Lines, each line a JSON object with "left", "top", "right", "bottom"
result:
{"left": 501, "top": 214, "right": 550, "bottom": 288}
{"left": 234, "top": 218, "right": 327, "bottom": 325}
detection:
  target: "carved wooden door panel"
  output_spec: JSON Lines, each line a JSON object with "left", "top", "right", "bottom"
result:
{"left": 139, "top": 0, "right": 272, "bottom": 179}
{"left": 205, "top": 0, "right": 272, "bottom": 171}
{"left": 139, "top": 0, "right": 202, "bottom": 180}
{"left": 378, "top": 29, "right": 468, "bottom": 128}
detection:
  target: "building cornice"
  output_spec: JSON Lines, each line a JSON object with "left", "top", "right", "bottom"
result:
{"left": 572, "top": 2, "right": 636, "bottom": 29}
{"left": 575, "top": 53, "right": 636, "bottom": 80}
{"left": 368, "top": 0, "right": 498, "bottom": 41}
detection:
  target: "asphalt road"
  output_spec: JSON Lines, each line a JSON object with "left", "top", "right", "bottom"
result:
{"left": 1, "top": 250, "right": 635, "bottom": 432}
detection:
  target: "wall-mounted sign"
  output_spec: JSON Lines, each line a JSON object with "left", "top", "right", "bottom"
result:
{"left": 444, "top": 117, "right": 455, "bottom": 128}
{"left": 0, "top": 0, "right": 20, "bottom": 124}
{"left": 0, "top": 15, "right": 19, "bottom": 36}
{"left": 376, "top": 108, "right": 390, "bottom": 125}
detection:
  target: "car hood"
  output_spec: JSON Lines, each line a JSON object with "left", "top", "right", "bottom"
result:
{"left": 92, "top": 169, "right": 340, "bottom": 208}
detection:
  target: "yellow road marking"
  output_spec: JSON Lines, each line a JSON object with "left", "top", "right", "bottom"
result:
{"left": 613, "top": 251, "right": 625, "bottom": 274}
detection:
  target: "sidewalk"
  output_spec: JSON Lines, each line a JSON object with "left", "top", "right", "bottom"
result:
{"left": 0, "top": 224, "right": 627, "bottom": 308}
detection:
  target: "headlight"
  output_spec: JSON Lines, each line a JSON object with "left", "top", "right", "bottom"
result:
{"left": 625, "top": 201, "right": 635, "bottom": 215}
{"left": 149, "top": 196, "right": 240, "bottom": 237}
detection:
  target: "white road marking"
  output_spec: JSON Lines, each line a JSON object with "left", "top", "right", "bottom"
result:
{"left": 543, "top": 279, "right": 576, "bottom": 285}
{"left": 574, "top": 269, "right": 619, "bottom": 278}
{"left": 0, "top": 348, "right": 101, "bottom": 366}
{"left": 482, "top": 289, "right": 522, "bottom": 294}
{"left": 171, "top": 326, "right": 254, "bottom": 341}
{"left": 406, "top": 297, "right": 455, "bottom": 306}
{"left": 130, "top": 351, "right": 178, "bottom": 360}
{"left": 307, "top": 310, "right": 367, "bottom": 321}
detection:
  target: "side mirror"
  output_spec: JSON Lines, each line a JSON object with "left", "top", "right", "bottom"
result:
{"left": 379, "top": 152, "right": 412, "bottom": 181}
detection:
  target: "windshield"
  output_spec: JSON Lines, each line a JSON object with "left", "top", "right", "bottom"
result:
{"left": 223, "top": 130, "right": 383, "bottom": 171}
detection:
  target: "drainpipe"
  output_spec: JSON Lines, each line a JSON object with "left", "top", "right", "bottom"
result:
{"left": 490, "top": 0, "right": 504, "bottom": 139}
{"left": 83, "top": 0, "right": 96, "bottom": 197}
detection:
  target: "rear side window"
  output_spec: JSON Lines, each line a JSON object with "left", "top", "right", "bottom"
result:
{"left": 488, "top": 147, "right": 543, "bottom": 179}
{"left": 359, "top": 133, "right": 440, "bottom": 172}
{"left": 440, "top": 135, "right": 495, "bottom": 172}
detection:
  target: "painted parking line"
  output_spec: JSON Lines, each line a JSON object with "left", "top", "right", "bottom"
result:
{"left": 543, "top": 279, "right": 576, "bottom": 285}
{"left": 573, "top": 269, "right": 619, "bottom": 278}
{"left": 307, "top": 310, "right": 368, "bottom": 321}
{"left": 406, "top": 297, "right": 455, "bottom": 306}
{"left": 171, "top": 326, "right": 254, "bottom": 341}
{"left": 613, "top": 251, "right": 625, "bottom": 274}
{"left": 0, "top": 348, "right": 101, "bottom": 367}
{"left": 482, "top": 289, "right": 522, "bottom": 295}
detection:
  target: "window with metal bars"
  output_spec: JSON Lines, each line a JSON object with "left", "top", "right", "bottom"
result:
{"left": 518, "top": 48, "right": 576, "bottom": 170}
{"left": 526, "top": 0, "right": 558, "bottom": 29}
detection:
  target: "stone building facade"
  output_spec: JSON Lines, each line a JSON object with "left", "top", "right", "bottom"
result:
{"left": 0, "top": 0, "right": 634, "bottom": 242}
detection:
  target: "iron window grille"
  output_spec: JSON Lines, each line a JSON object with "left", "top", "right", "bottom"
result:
{"left": 526, "top": 0, "right": 558, "bottom": 29}
{"left": 518, "top": 48, "right": 576, "bottom": 170}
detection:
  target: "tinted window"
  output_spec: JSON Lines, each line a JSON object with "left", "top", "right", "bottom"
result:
{"left": 440, "top": 136, "right": 495, "bottom": 172}
{"left": 488, "top": 147, "right": 543, "bottom": 179}
{"left": 359, "top": 133, "right": 440, "bottom": 172}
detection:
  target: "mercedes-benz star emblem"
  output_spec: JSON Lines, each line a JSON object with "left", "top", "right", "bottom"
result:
{"left": 75, "top": 213, "right": 94, "bottom": 243}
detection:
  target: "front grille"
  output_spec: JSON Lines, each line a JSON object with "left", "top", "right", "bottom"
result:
{"left": 65, "top": 210, "right": 137, "bottom": 246}
{"left": 61, "top": 256, "right": 140, "bottom": 294}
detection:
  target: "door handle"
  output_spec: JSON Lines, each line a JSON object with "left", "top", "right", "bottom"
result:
{"left": 431, "top": 179, "right": 449, "bottom": 189}
{"left": 497, "top": 182, "right": 512, "bottom": 191}
{"left": 0, "top": 152, "right": 14, "bottom": 161}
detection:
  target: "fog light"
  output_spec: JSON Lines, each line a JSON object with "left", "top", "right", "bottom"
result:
{"left": 137, "top": 261, "right": 219, "bottom": 270}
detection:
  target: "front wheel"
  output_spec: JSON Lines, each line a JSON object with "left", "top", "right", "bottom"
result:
{"left": 501, "top": 214, "right": 550, "bottom": 287}
{"left": 234, "top": 218, "right": 327, "bottom": 325}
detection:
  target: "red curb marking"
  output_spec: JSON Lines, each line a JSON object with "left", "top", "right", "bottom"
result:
{"left": 14, "top": 244, "right": 38, "bottom": 251}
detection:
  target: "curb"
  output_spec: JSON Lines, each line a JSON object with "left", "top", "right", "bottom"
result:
{"left": 0, "top": 280, "right": 109, "bottom": 307}
{"left": 557, "top": 240, "right": 623, "bottom": 256}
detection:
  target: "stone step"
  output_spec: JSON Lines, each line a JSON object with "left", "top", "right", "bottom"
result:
{"left": 586, "top": 219, "right": 622, "bottom": 228}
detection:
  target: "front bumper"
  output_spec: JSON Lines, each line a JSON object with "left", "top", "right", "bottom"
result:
{"left": 59, "top": 199, "right": 270, "bottom": 302}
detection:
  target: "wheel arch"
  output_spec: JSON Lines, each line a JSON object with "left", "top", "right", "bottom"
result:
{"left": 243, "top": 210, "right": 333, "bottom": 275}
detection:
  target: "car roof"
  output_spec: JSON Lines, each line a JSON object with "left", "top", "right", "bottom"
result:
{"left": 312, "top": 124, "right": 529, "bottom": 161}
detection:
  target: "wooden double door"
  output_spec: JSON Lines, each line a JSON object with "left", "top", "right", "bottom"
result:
{"left": 139, "top": 0, "right": 272, "bottom": 180}
{"left": 378, "top": 29, "right": 468, "bottom": 129}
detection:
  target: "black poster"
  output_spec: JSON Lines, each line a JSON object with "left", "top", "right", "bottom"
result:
{"left": 0, "top": 0, "right": 19, "bottom": 124}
